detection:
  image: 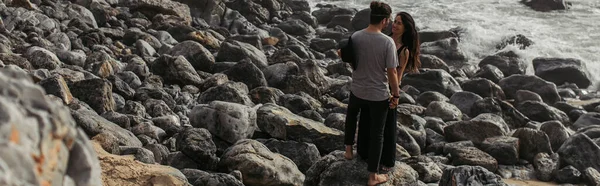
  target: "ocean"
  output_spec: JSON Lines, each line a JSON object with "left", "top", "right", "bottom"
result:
{"left": 308, "top": 0, "right": 600, "bottom": 89}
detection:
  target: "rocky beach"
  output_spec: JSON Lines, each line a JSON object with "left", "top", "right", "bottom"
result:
{"left": 1, "top": 0, "right": 600, "bottom": 185}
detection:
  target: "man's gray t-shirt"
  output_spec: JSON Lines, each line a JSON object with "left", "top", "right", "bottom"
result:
{"left": 349, "top": 29, "right": 399, "bottom": 101}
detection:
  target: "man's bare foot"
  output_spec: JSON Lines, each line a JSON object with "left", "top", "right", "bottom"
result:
{"left": 344, "top": 145, "right": 353, "bottom": 160}
{"left": 379, "top": 165, "right": 392, "bottom": 173}
{"left": 367, "top": 173, "right": 388, "bottom": 186}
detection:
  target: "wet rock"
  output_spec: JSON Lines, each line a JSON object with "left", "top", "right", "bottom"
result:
{"left": 512, "top": 128, "right": 553, "bottom": 162}
{"left": 479, "top": 136, "right": 519, "bottom": 165}
{"left": 198, "top": 81, "right": 253, "bottom": 106}
{"left": 515, "top": 89, "right": 543, "bottom": 104}
{"left": 499, "top": 74, "right": 561, "bottom": 104}
{"left": 539, "top": 120, "right": 571, "bottom": 152}
{"left": 439, "top": 165, "right": 506, "bottom": 186}
{"left": 401, "top": 69, "right": 462, "bottom": 98}
{"left": 479, "top": 50, "right": 527, "bottom": 76}
{"left": 350, "top": 8, "right": 390, "bottom": 33}
{"left": 555, "top": 165, "right": 581, "bottom": 184}
{"left": 573, "top": 112, "right": 600, "bottom": 130}
{"left": 461, "top": 78, "right": 506, "bottom": 99}
{"left": 420, "top": 38, "right": 468, "bottom": 64}
{"left": 189, "top": 101, "right": 257, "bottom": 144}
{"left": 167, "top": 40, "right": 215, "bottom": 72}
{"left": 420, "top": 54, "right": 450, "bottom": 72}
{"left": 313, "top": 7, "right": 356, "bottom": 25}
{"left": 532, "top": 153, "right": 559, "bottom": 182}
{"left": 257, "top": 103, "right": 343, "bottom": 154}
{"left": 470, "top": 98, "right": 530, "bottom": 129}
{"left": 327, "top": 15, "right": 353, "bottom": 30}
{"left": 533, "top": 57, "right": 592, "bottom": 88}
{"left": 522, "top": 0, "right": 569, "bottom": 12}
{"left": 305, "top": 151, "right": 419, "bottom": 186}
{"left": 475, "top": 64, "right": 504, "bottom": 83}
{"left": 218, "top": 139, "right": 305, "bottom": 186}
{"left": 425, "top": 101, "right": 462, "bottom": 121}
{"left": 496, "top": 34, "right": 534, "bottom": 50}
{"left": 557, "top": 133, "right": 600, "bottom": 173}
{"left": 177, "top": 128, "right": 220, "bottom": 171}
{"left": 257, "top": 138, "right": 321, "bottom": 174}
{"left": 516, "top": 101, "right": 570, "bottom": 125}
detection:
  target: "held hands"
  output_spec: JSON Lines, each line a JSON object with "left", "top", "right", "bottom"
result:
{"left": 389, "top": 95, "right": 399, "bottom": 109}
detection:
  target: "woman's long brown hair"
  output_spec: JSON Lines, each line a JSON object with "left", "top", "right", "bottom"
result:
{"left": 396, "top": 12, "right": 421, "bottom": 73}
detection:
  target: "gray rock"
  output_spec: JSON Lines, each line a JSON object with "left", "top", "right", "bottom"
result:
{"left": 142, "top": 98, "right": 175, "bottom": 117}
{"left": 39, "top": 75, "right": 74, "bottom": 105}
{"left": 279, "top": 92, "right": 324, "bottom": 114}
{"left": 191, "top": 170, "right": 244, "bottom": 186}
{"left": 152, "top": 115, "right": 181, "bottom": 137}
{"left": 177, "top": 128, "right": 219, "bottom": 171}
{"left": 444, "top": 119, "right": 508, "bottom": 143}
{"left": 512, "top": 128, "right": 553, "bottom": 162}
{"left": 70, "top": 79, "right": 115, "bottom": 114}
{"left": 310, "top": 38, "right": 337, "bottom": 53}
{"left": 417, "top": 91, "right": 449, "bottom": 107}
{"left": 118, "top": 0, "right": 191, "bottom": 23}
{"left": 540, "top": 120, "right": 571, "bottom": 152}
{"left": 401, "top": 69, "right": 462, "bottom": 98}
{"left": 461, "top": 78, "right": 506, "bottom": 99}
{"left": 451, "top": 147, "right": 498, "bottom": 172}
{"left": 425, "top": 101, "right": 463, "bottom": 121}
{"left": 168, "top": 41, "right": 215, "bottom": 72}
{"left": 25, "top": 46, "right": 61, "bottom": 70}
{"left": 277, "top": 19, "right": 315, "bottom": 36}
{"left": 223, "top": 59, "right": 268, "bottom": 90}
{"left": 144, "top": 144, "right": 170, "bottom": 164}
{"left": 533, "top": 57, "right": 591, "bottom": 88}
{"left": 421, "top": 38, "right": 468, "bottom": 64}
{"left": 135, "top": 39, "right": 156, "bottom": 57}
{"left": 107, "top": 75, "right": 135, "bottom": 100}
{"left": 420, "top": 54, "right": 450, "bottom": 72}
{"left": 479, "top": 136, "right": 519, "bottom": 165}
{"left": 522, "top": 0, "right": 569, "bottom": 11}
{"left": 198, "top": 81, "right": 253, "bottom": 106}
{"left": 166, "top": 151, "right": 199, "bottom": 170}
{"left": 479, "top": 50, "right": 527, "bottom": 76}
{"left": 216, "top": 39, "right": 268, "bottom": 69}
{"left": 124, "top": 57, "right": 150, "bottom": 80}
{"left": 249, "top": 86, "right": 284, "bottom": 104}
{"left": 151, "top": 55, "right": 203, "bottom": 86}
{"left": 532, "top": 153, "right": 559, "bottom": 182}
{"left": 557, "top": 132, "right": 600, "bottom": 173}
{"left": 470, "top": 98, "right": 530, "bottom": 129}
{"left": 257, "top": 139, "right": 321, "bottom": 174}
{"left": 516, "top": 89, "right": 543, "bottom": 104}
{"left": 100, "top": 111, "right": 131, "bottom": 129}
{"left": 305, "top": 151, "right": 419, "bottom": 186}
{"left": 0, "top": 68, "right": 102, "bottom": 186}
{"left": 404, "top": 157, "right": 443, "bottom": 183}
{"left": 257, "top": 103, "right": 343, "bottom": 154}
{"left": 449, "top": 91, "right": 483, "bottom": 116}
{"left": 439, "top": 165, "right": 506, "bottom": 186}
{"left": 324, "top": 113, "right": 345, "bottom": 131}
{"left": 499, "top": 74, "right": 561, "bottom": 104}
{"left": 424, "top": 117, "right": 447, "bottom": 135}
{"left": 475, "top": 64, "right": 504, "bottom": 83}
{"left": 263, "top": 62, "right": 299, "bottom": 87}
{"left": 55, "top": 50, "right": 87, "bottom": 67}
{"left": 584, "top": 167, "right": 600, "bottom": 186}
{"left": 573, "top": 112, "right": 600, "bottom": 130}
{"left": 555, "top": 165, "right": 582, "bottom": 184}
{"left": 516, "top": 101, "right": 570, "bottom": 125}
{"left": 189, "top": 101, "right": 257, "bottom": 144}
{"left": 218, "top": 139, "right": 305, "bottom": 186}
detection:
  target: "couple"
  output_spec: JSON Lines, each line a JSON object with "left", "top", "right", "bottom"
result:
{"left": 341, "top": 1, "right": 421, "bottom": 185}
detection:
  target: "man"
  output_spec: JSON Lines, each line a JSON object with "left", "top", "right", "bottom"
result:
{"left": 342, "top": 1, "right": 400, "bottom": 185}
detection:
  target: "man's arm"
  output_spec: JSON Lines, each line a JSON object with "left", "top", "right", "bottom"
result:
{"left": 386, "top": 40, "right": 400, "bottom": 98}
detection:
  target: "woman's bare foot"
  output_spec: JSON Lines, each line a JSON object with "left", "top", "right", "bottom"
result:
{"left": 367, "top": 173, "right": 388, "bottom": 186}
{"left": 344, "top": 145, "right": 353, "bottom": 160}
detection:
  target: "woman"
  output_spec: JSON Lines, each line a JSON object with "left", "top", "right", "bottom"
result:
{"left": 349, "top": 11, "right": 421, "bottom": 174}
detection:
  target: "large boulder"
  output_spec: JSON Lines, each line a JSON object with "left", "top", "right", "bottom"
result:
{"left": 424, "top": 101, "right": 463, "bottom": 121}
{"left": 277, "top": 19, "right": 315, "bottom": 36}
{"left": 401, "top": 69, "right": 462, "bottom": 98}
{"left": 573, "top": 112, "right": 600, "bottom": 130}
{"left": 198, "top": 81, "right": 254, "bottom": 106}
{"left": 225, "top": 0, "right": 270, "bottom": 26}
{"left": 256, "top": 103, "right": 343, "bottom": 154}
{"left": 521, "top": 0, "right": 569, "bottom": 11}
{"left": 171, "top": 0, "right": 227, "bottom": 26}
{"left": 461, "top": 78, "right": 506, "bottom": 99}
{"left": 420, "top": 38, "right": 468, "bottom": 65}
{"left": 499, "top": 74, "right": 561, "bottom": 104}
{"left": 218, "top": 139, "right": 305, "bottom": 186}
{"left": 516, "top": 101, "right": 571, "bottom": 125}
{"left": 479, "top": 136, "right": 520, "bottom": 165}
{"left": 69, "top": 78, "right": 116, "bottom": 114}
{"left": 168, "top": 41, "right": 215, "bottom": 72}
{"left": 0, "top": 67, "right": 102, "bottom": 186}
{"left": 479, "top": 50, "right": 527, "bottom": 76}
{"left": 449, "top": 91, "right": 483, "bottom": 116}
{"left": 557, "top": 132, "right": 600, "bottom": 173}
{"left": 533, "top": 57, "right": 591, "bottom": 88}
{"left": 450, "top": 147, "right": 498, "bottom": 172}
{"left": 444, "top": 119, "right": 508, "bottom": 143}
{"left": 223, "top": 59, "right": 267, "bottom": 90}
{"left": 420, "top": 54, "right": 450, "bottom": 72}
{"left": 217, "top": 39, "right": 268, "bottom": 69}
{"left": 257, "top": 138, "right": 321, "bottom": 174}
{"left": 177, "top": 128, "right": 220, "bottom": 171}
{"left": 512, "top": 128, "right": 553, "bottom": 162}
{"left": 304, "top": 151, "right": 419, "bottom": 186}
{"left": 314, "top": 7, "right": 357, "bottom": 25}
{"left": 189, "top": 101, "right": 257, "bottom": 144}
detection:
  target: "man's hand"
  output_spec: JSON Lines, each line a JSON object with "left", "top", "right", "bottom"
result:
{"left": 337, "top": 49, "right": 342, "bottom": 57}
{"left": 389, "top": 96, "right": 399, "bottom": 109}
